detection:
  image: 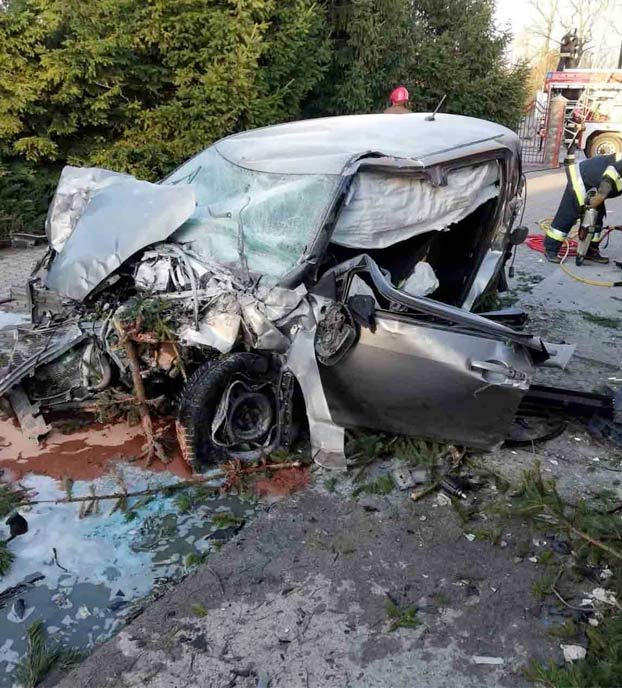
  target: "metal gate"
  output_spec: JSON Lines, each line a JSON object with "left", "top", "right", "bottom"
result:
{"left": 518, "top": 101, "right": 550, "bottom": 165}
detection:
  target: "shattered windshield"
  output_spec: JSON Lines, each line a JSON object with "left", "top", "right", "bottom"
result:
{"left": 165, "top": 147, "right": 340, "bottom": 278}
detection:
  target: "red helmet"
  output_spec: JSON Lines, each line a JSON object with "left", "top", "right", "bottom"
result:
{"left": 390, "top": 86, "right": 409, "bottom": 104}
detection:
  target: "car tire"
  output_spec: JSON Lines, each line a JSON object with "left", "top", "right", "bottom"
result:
{"left": 176, "top": 353, "right": 273, "bottom": 471}
{"left": 586, "top": 133, "right": 622, "bottom": 158}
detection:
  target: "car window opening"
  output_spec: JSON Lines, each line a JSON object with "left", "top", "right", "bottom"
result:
{"left": 324, "top": 162, "right": 502, "bottom": 308}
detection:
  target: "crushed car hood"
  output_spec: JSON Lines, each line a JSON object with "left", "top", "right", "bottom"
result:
{"left": 45, "top": 174, "right": 195, "bottom": 301}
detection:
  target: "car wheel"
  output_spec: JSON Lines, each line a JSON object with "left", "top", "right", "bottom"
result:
{"left": 586, "top": 133, "right": 622, "bottom": 158}
{"left": 176, "top": 353, "right": 281, "bottom": 471}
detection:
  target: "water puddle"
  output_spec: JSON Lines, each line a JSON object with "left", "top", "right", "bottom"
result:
{"left": 0, "top": 443, "right": 255, "bottom": 684}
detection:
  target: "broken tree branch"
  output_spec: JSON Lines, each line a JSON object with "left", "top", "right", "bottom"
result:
{"left": 114, "top": 318, "right": 169, "bottom": 467}
{"left": 21, "top": 460, "right": 303, "bottom": 507}
{"left": 25, "top": 482, "right": 217, "bottom": 506}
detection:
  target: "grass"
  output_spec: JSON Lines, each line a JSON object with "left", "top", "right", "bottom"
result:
{"left": 211, "top": 512, "right": 245, "bottom": 529}
{"left": 190, "top": 603, "right": 208, "bottom": 617}
{"left": 469, "top": 525, "right": 504, "bottom": 545}
{"left": 489, "top": 463, "right": 622, "bottom": 687}
{"left": 346, "top": 431, "right": 392, "bottom": 479}
{"left": 385, "top": 599, "right": 419, "bottom": 632}
{"left": 0, "top": 482, "right": 28, "bottom": 577}
{"left": 548, "top": 619, "right": 579, "bottom": 639}
{"left": 393, "top": 437, "right": 447, "bottom": 467}
{"left": 579, "top": 311, "right": 622, "bottom": 329}
{"left": 528, "top": 615, "right": 622, "bottom": 687}
{"left": 13, "top": 620, "right": 82, "bottom": 687}
{"left": 352, "top": 474, "right": 395, "bottom": 497}
{"left": 173, "top": 484, "right": 215, "bottom": 514}
{"left": 185, "top": 551, "right": 209, "bottom": 567}
{"left": 507, "top": 463, "right": 622, "bottom": 564}
{"left": 0, "top": 482, "right": 27, "bottom": 519}
{"left": 324, "top": 476, "right": 338, "bottom": 493}
{"left": 531, "top": 573, "right": 557, "bottom": 600}
{"left": 516, "top": 273, "right": 545, "bottom": 294}
{"left": 476, "top": 289, "right": 518, "bottom": 311}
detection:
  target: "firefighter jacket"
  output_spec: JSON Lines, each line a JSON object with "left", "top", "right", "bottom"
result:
{"left": 567, "top": 153, "right": 622, "bottom": 205}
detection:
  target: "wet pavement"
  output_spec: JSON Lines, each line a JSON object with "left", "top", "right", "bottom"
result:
{"left": 0, "top": 456, "right": 255, "bottom": 684}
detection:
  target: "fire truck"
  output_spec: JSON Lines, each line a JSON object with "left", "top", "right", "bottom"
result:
{"left": 544, "top": 69, "right": 622, "bottom": 157}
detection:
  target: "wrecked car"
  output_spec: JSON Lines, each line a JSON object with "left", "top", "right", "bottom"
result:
{"left": 0, "top": 113, "right": 575, "bottom": 470}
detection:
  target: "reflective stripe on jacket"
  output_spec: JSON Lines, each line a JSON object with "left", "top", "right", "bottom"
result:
{"left": 566, "top": 153, "right": 622, "bottom": 205}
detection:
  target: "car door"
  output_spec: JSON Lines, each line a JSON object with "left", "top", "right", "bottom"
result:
{"left": 317, "top": 265, "right": 535, "bottom": 451}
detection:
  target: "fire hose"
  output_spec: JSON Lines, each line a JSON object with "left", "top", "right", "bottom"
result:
{"left": 532, "top": 219, "right": 622, "bottom": 287}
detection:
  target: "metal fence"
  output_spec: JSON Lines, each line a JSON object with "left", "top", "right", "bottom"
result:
{"left": 518, "top": 101, "right": 550, "bottom": 165}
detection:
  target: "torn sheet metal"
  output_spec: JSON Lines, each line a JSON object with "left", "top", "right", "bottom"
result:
{"left": 324, "top": 254, "right": 547, "bottom": 355}
{"left": 179, "top": 313, "right": 242, "bottom": 354}
{"left": 462, "top": 249, "right": 504, "bottom": 311}
{"left": 46, "top": 179, "right": 196, "bottom": 301}
{"left": 240, "top": 301, "right": 291, "bottom": 353}
{"left": 8, "top": 385, "right": 51, "bottom": 441}
{"left": 0, "top": 322, "right": 88, "bottom": 397}
{"left": 135, "top": 255, "right": 173, "bottom": 292}
{"left": 286, "top": 321, "right": 346, "bottom": 470}
{"left": 540, "top": 342, "right": 576, "bottom": 370}
{"left": 45, "top": 166, "right": 133, "bottom": 253}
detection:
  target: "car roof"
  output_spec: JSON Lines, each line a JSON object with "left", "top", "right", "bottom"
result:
{"left": 214, "top": 113, "right": 519, "bottom": 175}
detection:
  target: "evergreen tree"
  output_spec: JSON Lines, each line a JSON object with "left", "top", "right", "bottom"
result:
{"left": 308, "top": 0, "right": 527, "bottom": 128}
{"left": 0, "top": 0, "right": 329, "bottom": 179}
{"left": 0, "top": 0, "right": 526, "bottom": 237}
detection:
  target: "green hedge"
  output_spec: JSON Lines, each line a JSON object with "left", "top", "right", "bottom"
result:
{"left": 0, "top": 0, "right": 526, "bottom": 236}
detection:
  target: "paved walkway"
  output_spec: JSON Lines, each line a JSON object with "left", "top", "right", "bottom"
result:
{"left": 0, "top": 246, "right": 47, "bottom": 301}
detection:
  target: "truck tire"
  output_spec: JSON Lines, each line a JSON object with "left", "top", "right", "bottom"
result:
{"left": 176, "top": 353, "right": 275, "bottom": 471}
{"left": 586, "top": 133, "right": 622, "bottom": 158}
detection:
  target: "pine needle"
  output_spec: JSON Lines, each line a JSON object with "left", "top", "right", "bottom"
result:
{"left": 13, "top": 620, "right": 82, "bottom": 687}
{"left": 0, "top": 541, "right": 14, "bottom": 577}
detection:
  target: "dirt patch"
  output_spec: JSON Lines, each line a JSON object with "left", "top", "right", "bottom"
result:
{"left": 254, "top": 465, "right": 311, "bottom": 497}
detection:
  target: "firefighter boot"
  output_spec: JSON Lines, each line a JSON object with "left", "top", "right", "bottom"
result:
{"left": 544, "top": 237, "right": 562, "bottom": 264}
{"left": 585, "top": 245, "right": 610, "bottom": 264}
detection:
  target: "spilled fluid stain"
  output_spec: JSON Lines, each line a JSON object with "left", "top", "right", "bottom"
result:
{"left": 0, "top": 348, "right": 311, "bottom": 683}
{"left": 0, "top": 418, "right": 254, "bottom": 684}
{"left": 255, "top": 466, "right": 311, "bottom": 497}
{"left": 0, "top": 417, "right": 192, "bottom": 481}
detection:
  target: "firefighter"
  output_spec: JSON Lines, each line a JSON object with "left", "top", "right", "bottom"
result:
{"left": 384, "top": 86, "right": 411, "bottom": 114}
{"left": 544, "top": 153, "right": 622, "bottom": 264}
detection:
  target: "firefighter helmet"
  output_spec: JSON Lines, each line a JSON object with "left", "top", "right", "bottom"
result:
{"left": 390, "top": 86, "right": 409, "bottom": 104}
